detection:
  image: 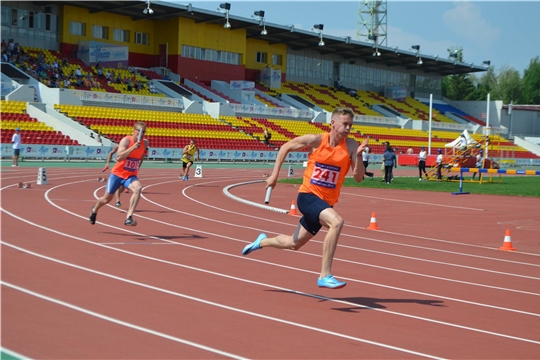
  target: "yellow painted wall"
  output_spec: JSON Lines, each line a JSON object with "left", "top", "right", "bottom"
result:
{"left": 245, "top": 39, "right": 287, "bottom": 71}
{"left": 154, "top": 17, "right": 180, "bottom": 54}
{"left": 59, "top": 4, "right": 287, "bottom": 71}
{"left": 178, "top": 18, "right": 246, "bottom": 56}
{"left": 60, "top": 5, "right": 156, "bottom": 55}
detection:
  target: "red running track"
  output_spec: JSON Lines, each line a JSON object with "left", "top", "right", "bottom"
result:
{"left": 2, "top": 166, "right": 540, "bottom": 359}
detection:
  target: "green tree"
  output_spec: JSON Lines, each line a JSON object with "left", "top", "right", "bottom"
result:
{"left": 442, "top": 74, "right": 476, "bottom": 100}
{"left": 496, "top": 66, "right": 522, "bottom": 104}
{"left": 521, "top": 56, "right": 540, "bottom": 104}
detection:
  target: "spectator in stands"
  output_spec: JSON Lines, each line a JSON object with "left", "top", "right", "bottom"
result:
{"left": 383, "top": 144, "right": 396, "bottom": 184}
{"left": 472, "top": 149, "right": 484, "bottom": 181}
{"left": 362, "top": 145, "right": 374, "bottom": 180}
{"left": 89, "top": 133, "right": 95, "bottom": 139}
{"left": 406, "top": 146, "right": 414, "bottom": 154}
{"left": 436, "top": 148, "right": 443, "bottom": 182}
{"left": 263, "top": 127, "right": 272, "bottom": 145}
{"left": 241, "top": 107, "right": 369, "bottom": 289}
{"left": 148, "top": 82, "right": 158, "bottom": 94}
{"left": 97, "top": 134, "right": 102, "bottom": 144}
{"left": 1, "top": 51, "right": 8, "bottom": 62}
{"left": 90, "top": 121, "right": 148, "bottom": 227}
{"left": 418, "top": 145, "right": 427, "bottom": 181}
{"left": 180, "top": 139, "right": 200, "bottom": 181}
{"left": 11, "top": 127, "right": 21, "bottom": 167}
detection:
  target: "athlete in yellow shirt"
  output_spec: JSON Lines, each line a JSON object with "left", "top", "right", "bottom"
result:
{"left": 181, "top": 139, "right": 200, "bottom": 181}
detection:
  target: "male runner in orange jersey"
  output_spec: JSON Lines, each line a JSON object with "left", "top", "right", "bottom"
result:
{"left": 102, "top": 144, "right": 146, "bottom": 207}
{"left": 90, "top": 121, "right": 148, "bottom": 226}
{"left": 242, "top": 107, "right": 369, "bottom": 289}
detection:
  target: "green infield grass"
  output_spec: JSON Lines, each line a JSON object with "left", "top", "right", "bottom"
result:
{"left": 280, "top": 175, "right": 540, "bottom": 198}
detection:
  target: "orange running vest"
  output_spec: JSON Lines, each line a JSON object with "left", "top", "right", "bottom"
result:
{"left": 111, "top": 136, "right": 146, "bottom": 179}
{"left": 298, "top": 133, "right": 351, "bottom": 206}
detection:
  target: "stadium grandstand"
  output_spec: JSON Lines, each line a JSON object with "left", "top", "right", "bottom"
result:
{"left": 1, "top": 0, "right": 539, "bottom": 167}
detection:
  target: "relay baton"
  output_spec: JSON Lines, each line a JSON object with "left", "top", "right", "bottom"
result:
{"left": 137, "top": 128, "right": 144, "bottom": 143}
{"left": 264, "top": 186, "right": 273, "bottom": 204}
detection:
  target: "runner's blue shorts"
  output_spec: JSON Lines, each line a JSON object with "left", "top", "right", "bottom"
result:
{"left": 297, "top": 192, "right": 332, "bottom": 235}
{"left": 106, "top": 173, "right": 138, "bottom": 194}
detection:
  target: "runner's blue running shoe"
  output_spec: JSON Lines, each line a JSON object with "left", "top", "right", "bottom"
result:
{"left": 115, "top": 201, "right": 121, "bottom": 207}
{"left": 317, "top": 274, "right": 346, "bottom": 289}
{"left": 242, "top": 233, "right": 266, "bottom": 255}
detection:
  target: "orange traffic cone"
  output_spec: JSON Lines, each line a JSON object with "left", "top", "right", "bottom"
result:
{"left": 367, "top": 212, "right": 380, "bottom": 230}
{"left": 288, "top": 200, "right": 299, "bottom": 216}
{"left": 499, "top": 229, "right": 516, "bottom": 251}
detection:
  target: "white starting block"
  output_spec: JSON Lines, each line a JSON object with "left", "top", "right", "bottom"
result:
{"left": 37, "top": 167, "right": 48, "bottom": 185}
{"left": 17, "top": 182, "right": 32, "bottom": 189}
{"left": 194, "top": 165, "right": 203, "bottom": 178}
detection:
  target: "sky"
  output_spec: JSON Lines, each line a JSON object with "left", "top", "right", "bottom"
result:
{"left": 162, "top": 0, "right": 540, "bottom": 76}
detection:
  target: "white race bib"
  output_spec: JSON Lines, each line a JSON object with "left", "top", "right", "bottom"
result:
{"left": 310, "top": 162, "right": 341, "bottom": 189}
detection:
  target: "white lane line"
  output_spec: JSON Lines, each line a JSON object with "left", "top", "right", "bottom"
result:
{"left": 48, "top": 181, "right": 540, "bottom": 305}
{"left": 173, "top": 178, "right": 540, "bottom": 259}
{"left": 342, "top": 191, "right": 488, "bottom": 211}
{"left": 0, "top": 347, "right": 32, "bottom": 360}
{"left": 3, "top": 199, "right": 540, "bottom": 349}
{"left": 4, "top": 179, "right": 540, "bottom": 305}
{"left": 142, "top": 179, "right": 540, "bottom": 277}
{"left": 1, "top": 281, "right": 248, "bottom": 360}
{"left": 4, "top": 240, "right": 540, "bottom": 351}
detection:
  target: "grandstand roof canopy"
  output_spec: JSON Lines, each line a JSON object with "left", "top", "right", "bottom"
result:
{"left": 41, "top": 0, "right": 488, "bottom": 76}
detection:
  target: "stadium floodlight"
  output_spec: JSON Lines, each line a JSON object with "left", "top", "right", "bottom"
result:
{"left": 253, "top": 10, "right": 267, "bottom": 35}
{"left": 417, "top": 58, "right": 423, "bottom": 65}
{"left": 143, "top": 0, "right": 153, "bottom": 14}
{"left": 217, "top": 3, "right": 231, "bottom": 28}
{"left": 411, "top": 45, "right": 420, "bottom": 52}
{"left": 373, "top": 50, "right": 381, "bottom": 57}
{"left": 217, "top": 3, "right": 231, "bottom": 29}
{"left": 483, "top": 60, "right": 491, "bottom": 67}
{"left": 219, "top": 3, "right": 231, "bottom": 10}
{"left": 311, "top": 24, "right": 324, "bottom": 47}
{"left": 368, "top": 34, "right": 377, "bottom": 42}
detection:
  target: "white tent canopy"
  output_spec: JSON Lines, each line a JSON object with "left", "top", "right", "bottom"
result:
{"left": 444, "top": 129, "right": 476, "bottom": 148}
